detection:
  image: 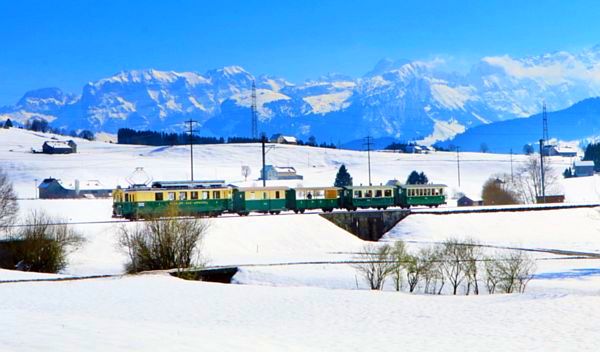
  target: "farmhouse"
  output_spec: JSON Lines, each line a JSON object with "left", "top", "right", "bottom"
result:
{"left": 457, "top": 195, "right": 484, "bottom": 207}
{"left": 543, "top": 144, "right": 577, "bottom": 157}
{"left": 573, "top": 160, "right": 595, "bottom": 177}
{"left": 260, "top": 165, "right": 303, "bottom": 180}
{"left": 42, "top": 140, "right": 77, "bottom": 154}
{"left": 38, "top": 178, "right": 112, "bottom": 199}
{"left": 270, "top": 134, "right": 298, "bottom": 145}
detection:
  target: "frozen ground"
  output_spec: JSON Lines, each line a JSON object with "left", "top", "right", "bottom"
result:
{"left": 1, "top": 128, "right": 600, "bottom": 351}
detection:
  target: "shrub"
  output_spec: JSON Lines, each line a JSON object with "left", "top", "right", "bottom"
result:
{"left": 118, "top": 212, "right": 209, "bottom": 273}
{"left": 9, "top": 211, "right": 84, "bottom": 273}
{"left": 352, "top": 244, "right": 394, "bottom": 290}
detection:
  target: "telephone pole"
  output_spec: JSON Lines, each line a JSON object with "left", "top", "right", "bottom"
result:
{"left": 456, "top": 146, "right": 461, "bottom": 188}
{"left": 363, "top": 136, "right": 374, "bottom": 186}
{"left": 251, "top": 80, "right": 258, "bottom": 139}
{"left": 539, "top": 139, "right": 546, "bottom": 203}
{"left": 185, "top": 119, "right": 197, "bottom": 181}
{"left": 261, "top": 134, "right": 266, "bottom": 187}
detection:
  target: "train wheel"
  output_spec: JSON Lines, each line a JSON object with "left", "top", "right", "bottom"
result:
{"left": 300, "top": 209, "right": 305, "bottom": 214}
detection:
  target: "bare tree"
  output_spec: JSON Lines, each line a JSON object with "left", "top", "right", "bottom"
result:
{"left": 439, "top": 238, "right": 468, "bottom": 295}
{"left": 352, "top": 244, "right": 395, "bottom": 290}
{"left": 118, "top": 206, "right": 210, "bottom": 273}
{"left": 389, "top": 240, "right": 408, "bottom": 292}
{"left": 461, "top": 238, "right": 482, "bottom": 295}
{"left": 417, "top": 246, "right": 443, "bottom": 294}
{"left": 484, "top": 250, "right": 536, "bottom": 294}
{"left": 515, "top": 155, "right": 558, "bottom": 203}
{"left": 241, "top": 165, "right": 251, "bottom": 181}
{"left": 0, "top": 168, "right": 18, "bottom": 230}
{"left": 484, "top": 255, "right": 501, "bottom": 294}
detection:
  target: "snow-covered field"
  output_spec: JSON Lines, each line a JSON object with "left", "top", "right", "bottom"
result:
{"left": 1, "top": 128, "right": 600, "bottom": 351}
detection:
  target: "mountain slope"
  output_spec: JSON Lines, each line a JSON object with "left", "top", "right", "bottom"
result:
{"left": 438, "top": 98, "right": 600, "bottom": 153}
{"left": 3, "top": 46, "right": 600, "bottom": 144}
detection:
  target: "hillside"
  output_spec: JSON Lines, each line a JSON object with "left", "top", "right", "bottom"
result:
{"left": 439, "top": 98, "right": 600, "bottom": 153}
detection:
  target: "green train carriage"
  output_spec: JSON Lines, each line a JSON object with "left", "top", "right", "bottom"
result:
{"left": 112, "top": 181, "right": 234, "bottom": 219}
{"left": 285, "top": 187, "right": 341, "bottom": 213}
{"left": 397, "top": 184, "right": 446, "bottom": 208}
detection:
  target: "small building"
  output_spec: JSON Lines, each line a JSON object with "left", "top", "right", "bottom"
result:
{"left": 405, "top": 145, "right": 424, "bottom": 154}
{"left": 270, "top": 134, "right": 298, "bottom": 145}
{"left": 42, "top": 140, "right": 77, "bottom": 154}
{"left": 573, "top": 160, "right": 595, "bottom": 177}
{"left": 543, "top": 144, "right": 577, "bottom": 157}
{"left": 260, "top": 165, "right": 303, "bottom": 180}
{"left": 536, "top": 195, "right": 565, "bottom": 204}
{"left": 457, "top": 195, "right": 484, "bottom": 207}
{"left": 38, "top": 178, "right": 112, "bottom": 199}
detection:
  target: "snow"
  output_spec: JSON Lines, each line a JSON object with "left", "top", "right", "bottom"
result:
{"left": 419, "top": 118, "right": 466, "bottom": 145}
{"left": 303, "top": 91, "right": 353, "bottom": 114}
{"left": 430, "top": 83, "right": 477, "bottom": 110}
{"left": 2, "top": 128, "right": 600, "bottom": 350}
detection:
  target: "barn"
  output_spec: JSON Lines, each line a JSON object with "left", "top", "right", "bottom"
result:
{"left": 42, "top": 140, "right": 77, "bottom": 154}
{"left": 260, "top": 165, "right": 303, "bottom": 180}
{"left": 38, "top": 178, "right": 112, "bottom": 199}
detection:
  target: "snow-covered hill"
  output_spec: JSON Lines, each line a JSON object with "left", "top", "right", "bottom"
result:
{"left": 2, "top": 128, "right": 600, "bottom": 350}
{"left": 4, "top": 47, "right": 600, "bottom": 145}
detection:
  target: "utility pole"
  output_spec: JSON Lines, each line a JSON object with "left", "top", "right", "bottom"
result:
{"left": 539, "top": 139, "right": 546, "bottom": 203}
{"left": 185, "top": 119, "right": 197, "bottom": 181}
{"left": 456, "top": 146, "right": 461, "bottom": 188}
{"left": 261, "top": 134, "right": 266, "bottom": 187}
{"left": 363, "top": 136, "right": 373, "bottom": 186}
{"left": 251, "top": 80, "right": 258, "bottom": 139}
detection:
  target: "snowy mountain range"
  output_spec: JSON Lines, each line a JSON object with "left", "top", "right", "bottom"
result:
{"left": 3, "top": 46, "right": 600, "bottom": 145}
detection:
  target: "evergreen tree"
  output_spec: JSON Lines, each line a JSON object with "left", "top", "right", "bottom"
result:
{"left": 334, "top": 164, "right": 353, "bottom": 187}
{"left": 406, "top": 170, "right": 429, "bottom": 185}
{"left": 563, "top": 168, "right": 573, "bottom": 178}
{"left": 583, "top": 143, "right": 600, "bottom": 172}
{"left": 3, "top": 119, "right": 12, "bottom": 128}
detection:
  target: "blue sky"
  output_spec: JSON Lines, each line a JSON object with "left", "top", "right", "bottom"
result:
{"left": 0, "top": 0, "right": 599, "bottom": 105}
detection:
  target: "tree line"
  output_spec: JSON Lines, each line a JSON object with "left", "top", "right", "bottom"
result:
{"left": 2, "top": 118, "right": 95, "bottom": 141}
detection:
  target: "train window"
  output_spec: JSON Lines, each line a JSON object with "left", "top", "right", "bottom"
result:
{"left": 316, "top": 190, "right": 324, "bottom": 199}
{"left": 249, "top": 192, "right": 256, "bottom": 200}
{"left": 354, "top": 190, "right": 362, "bottom": 198}
{"left": 191, "top": 191, "right": 198, "bottom": 200}
{"left": 263, "top": 192, "right": 268, "bottom": 199}
{"left": 125, "top": 193, "right": 130, "bottom": 202}
{"left": 375, "top": 190, "right": 382, "bottom": 198}
{"left": 179, "top": 192, "right": 187, "bottom": 201}
{"left": 275, "top": 191, "right": 280, "bottom": 199}
{"left": 202, "top": 191, "right": 209, "bottom": 200}
{"left": 155, "top": 192, "right": 164, "bottom": 201}
{"left": 325, "top": 189, "right": 337, "bottom": 199}
{"left": 365, "top": 190, "right": 373, "bottom": 197}
{"left": 384, "top": 189, "right": 392, "bottom": 197}
{"left": 168, "top": 192, "right": 175, "bottom": 201}
{"left": 213, "top": 191, "right": 220, "bottom": 199}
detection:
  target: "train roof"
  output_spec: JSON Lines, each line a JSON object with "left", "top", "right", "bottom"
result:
{"left": 293, "top": 186, "right": 341, "bottom": 191}
{"left": 400, "top": 183, "right": 447, "bottom": 188}
{"left": 238, "top": 186, "right": 290, "bottom": 191}
{"left": 344, "top": 185, "right": 396, "bottom": 190}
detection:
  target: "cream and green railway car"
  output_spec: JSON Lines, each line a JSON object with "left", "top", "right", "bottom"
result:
{"left": 233, "top": 186, "right": 289, "bottom": 215}
{"left": 112, "top": 181, "right": 234, "bottom": 219}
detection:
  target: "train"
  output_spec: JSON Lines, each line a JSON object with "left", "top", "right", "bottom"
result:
{"left": 112, "top": 180, "right": 447, "bottom": 220}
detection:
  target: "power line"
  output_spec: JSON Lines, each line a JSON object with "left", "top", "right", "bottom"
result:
{"left": 363, "top": 136, "right": 374, "bottom": 186}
